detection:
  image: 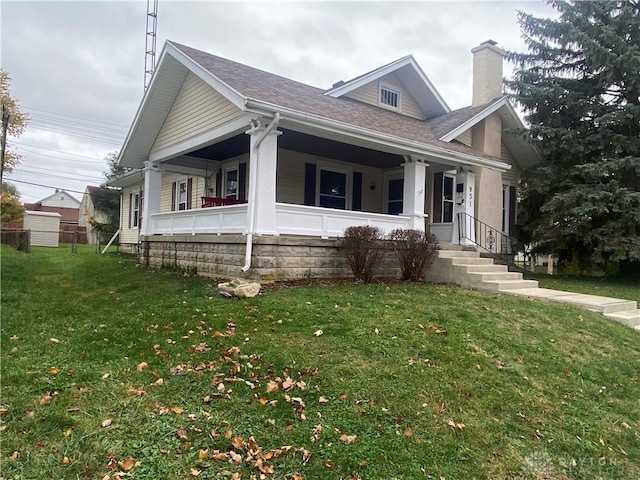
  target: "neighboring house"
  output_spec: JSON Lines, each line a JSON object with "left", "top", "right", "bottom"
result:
{"left": 78, "top": 186, "right": 121, "bottom": 245}
{"left": 24, "top": 189, "right": 81, "bottom": 226}
{"left": 111, "top": 39, "right": 541, "bottom": 280}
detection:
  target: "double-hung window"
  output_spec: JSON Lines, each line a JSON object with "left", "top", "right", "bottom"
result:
{"left": 176, "top": 179, "right": 188, "bottom": 211}
{"left": 319, "top": 168, "right": 347, "bottom": 209}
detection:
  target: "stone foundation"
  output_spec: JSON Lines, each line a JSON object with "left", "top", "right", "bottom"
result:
{"left": 139, "top": 234, "right": 401, "bottom": 282}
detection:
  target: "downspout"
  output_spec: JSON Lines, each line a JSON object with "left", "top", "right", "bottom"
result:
{"left": 241, "top": 113, "right": 280, "bottom": 272}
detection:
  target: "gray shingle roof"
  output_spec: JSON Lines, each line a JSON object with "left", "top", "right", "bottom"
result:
{"left": 170, "top": 42, "right": 507, "bottom": 164}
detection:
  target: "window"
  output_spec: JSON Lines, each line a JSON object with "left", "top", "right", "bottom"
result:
{"left": 379, "top": 84, "right": 400, "bottom": 109}
{"left": 319, "top": 169, "right": 347, "bottom": 209}
{"left": 387, "top": 177, "right": 403, "bottom": 215}
{"left": 225, "top": 168, "right": 238, "bottom": 199}
{"left": 177, "top": 180, "right": 188, "bottom": 211}
{"left": 132, "top": 192, "right": 140, "bottom": 227}
{"left": 432, "top": 172, "right": 455, "bottom": 223}
{"left": 442, "top": 175, "right": 454, "bottom": 223}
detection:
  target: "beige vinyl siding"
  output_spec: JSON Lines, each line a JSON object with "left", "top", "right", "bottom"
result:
{"left": 276, "top": 149, "right": 385, "bottom": 213}
{"left": 454, "top": 130, "right": 472, "bottom": 147}
{"left": 23, "top": 212, "right": 60, "bottom": 247}
{"left": 344, "top": 73, "right": 426, "bottom": 120}
{"left": 500, "top": 143, "right": 521, "bottom": 184}
{"left": 121, "top": 186, "right": 140, "bottom": 244}
{"left": 160, "top": 173, "right": 206, "bottom": 212}
{"left": 151, "top": 72, "right": 242, "bottom": 152}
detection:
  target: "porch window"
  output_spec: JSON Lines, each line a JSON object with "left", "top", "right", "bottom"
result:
{"left": 177, "top": 180, "right": 188, "bottom": 211}
{"left": 171, "top": 178, "right": 192, "bottom": 211}
{"left": 387, "top": 178, "right": 403, "bottom": 215}
{"left": 319, "top": 169, "right": 347, "bottom": 209}
{"left": 225, "top": 168, "right": 238, "bottom": 199}
{"left": 432, "top": 172, "right": 455, "bottom": 223}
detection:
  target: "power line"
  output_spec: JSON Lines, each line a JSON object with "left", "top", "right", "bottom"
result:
{"left": 5, "top": 178, "right": 122, "bottom": 200}
{"left": 12, "top": 141, "right": 110, "bottom": 162}
{"left": 14, "top": 166, "right": 104, "bottom": 182}
{"left": 22, "top": 105, "right": 130, "bottom": 129}
{"left": 14, "top": 145, "right": 107, "bottom": 164}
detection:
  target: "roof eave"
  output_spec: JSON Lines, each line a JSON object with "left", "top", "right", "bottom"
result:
{"left": 245, "top": 98, "right": 510, "bottom": 172}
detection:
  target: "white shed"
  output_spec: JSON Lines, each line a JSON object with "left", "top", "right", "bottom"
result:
{"left": 23, "top": 210, "right": 61, "bottom": 247}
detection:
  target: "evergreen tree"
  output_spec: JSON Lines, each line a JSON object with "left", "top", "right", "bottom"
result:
{"left": 102, "top": 151, "right": 131, "bottom": 185}
{"left": 506, "top": 0, "right": 640, "bottom": 272}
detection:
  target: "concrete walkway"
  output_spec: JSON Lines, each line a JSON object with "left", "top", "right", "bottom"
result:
{"left": 428, "top": 248, "right": 640, "bottom": 332}
{"left": 502, "top": 287, "right": 640, "bottom": 331}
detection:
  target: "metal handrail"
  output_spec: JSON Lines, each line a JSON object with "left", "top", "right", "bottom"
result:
{"left": 457, "top": 212, "right": 521, "bottom": 266}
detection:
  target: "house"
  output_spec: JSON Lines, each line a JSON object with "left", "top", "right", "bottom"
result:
{"left": 24, "top": 189, "right": 81, "bottom": 226}
{"left": 111, "top": 39, "right": 541, "bottom": 280}
{"left": 78, "top": 186, "right": 121, "bottom": 245}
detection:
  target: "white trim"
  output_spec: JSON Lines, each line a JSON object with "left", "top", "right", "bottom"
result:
{"left": 149, "top": 114, "right": 254, "bottom": 163}
{"left": 324, "top": 55, "right": 450, "bottom": 114}
{"left": 440, "top": 97, "right": 519, "bottom": 142}
{"left": 165, "top": 42, "right": 247, "bottom": 110}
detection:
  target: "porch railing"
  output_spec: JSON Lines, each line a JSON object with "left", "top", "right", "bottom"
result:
{"left": 145, "top": 203, "right": 418, "bottom": 238}
{"left": 457, "top": 212, "right": 521, "bottom": 266}
{"left": 275, "top": 203, "right": 417, "bottom": 238}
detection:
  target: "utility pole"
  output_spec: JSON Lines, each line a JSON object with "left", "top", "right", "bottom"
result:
{"left": 0, "top": 104, "right": 10, "bottom": 187}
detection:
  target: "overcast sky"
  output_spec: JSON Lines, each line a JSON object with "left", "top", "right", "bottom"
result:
{"left": 1, "top": 0, "right": 555, "bottom": 204}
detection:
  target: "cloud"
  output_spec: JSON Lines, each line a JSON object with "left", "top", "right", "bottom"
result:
{"left": 1, "top": 0, "right": 556, "bottom": 202}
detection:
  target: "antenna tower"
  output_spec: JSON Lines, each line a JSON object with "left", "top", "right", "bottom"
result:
{"left": 144, "top": 0, "right": 159, "bottom": 91}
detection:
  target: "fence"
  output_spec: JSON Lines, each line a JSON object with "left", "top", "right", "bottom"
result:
{"left": 1, "top": 229, "right": 31, "bottom": 252}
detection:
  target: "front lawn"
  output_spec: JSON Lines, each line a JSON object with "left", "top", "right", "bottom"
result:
{"left": 1, "top": 245, "right": 639, "bottom": 479}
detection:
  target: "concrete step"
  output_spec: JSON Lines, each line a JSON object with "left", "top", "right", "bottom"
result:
{"left": 437, "top": 250, "right": 481, "bottom": 258}
{"left": 460, "top": 264, "right": 509, "bottom": 273}
{"left": 603, "top": 310, "right": 640, "bottom": 327}
{"left": 467, "top": 271, "right": 525, "bottom": 282}
{"left": 450, "top": 257, "right": 495, "bottom": 266}
{"left": 483, "top": 279, "right": 540, "bottom": 291}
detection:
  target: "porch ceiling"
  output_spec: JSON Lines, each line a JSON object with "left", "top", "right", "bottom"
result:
{"left": 182, "top": 128, "right": 404, "bottom": 170}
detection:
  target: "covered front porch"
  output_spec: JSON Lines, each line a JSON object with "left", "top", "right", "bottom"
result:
{"left": 140, "top": 114, "right": 486, "bottom": 244}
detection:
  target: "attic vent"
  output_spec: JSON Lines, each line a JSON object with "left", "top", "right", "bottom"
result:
{"left": 379, "top": 84, "right": 400, "bottom": 109}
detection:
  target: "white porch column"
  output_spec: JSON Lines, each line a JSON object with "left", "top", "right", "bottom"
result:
{"left": 402, "top": 155, "right": 428, "bottom": 230}
{"left": 246, "top": 118, "right": 282, "bottom": 235}
{"left": 141, "top": 161, "right": 163, "bottom": 236}
{"left": 453, "top": 171, "right": 476, "bottom": 245}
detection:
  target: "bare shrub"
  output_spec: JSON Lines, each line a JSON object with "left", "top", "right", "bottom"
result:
{"left": 341, "top": 225, "right": 385, "bottom": 283}
{"left": 389, "top": 229, "right": 439, "bottom": 281}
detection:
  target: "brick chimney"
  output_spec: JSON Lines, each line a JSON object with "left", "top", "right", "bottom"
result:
{"left": 471, "top": 40, "right": 505, "bottom": 106}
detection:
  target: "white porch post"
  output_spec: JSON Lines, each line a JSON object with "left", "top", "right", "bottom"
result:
{"left": 141, "top": 161, "right": 162, "bottom": 236}
{"left": 246, "top": 118, "right": 281, "bottom": 236}
{"left": 402, "top": 155, "right": 428, "bottom": 230}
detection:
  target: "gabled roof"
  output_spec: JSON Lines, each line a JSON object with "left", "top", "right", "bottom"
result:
{"left": 120, "top": 41, "right": 539, "bottom": 172}
{"left": 323, "top": 55, "right": 449, "bottom": 118}
{"left": 425, "top": 96, "right": 543, "bottom": 171}
{"left": 35, "top": 189, "right": 81, "bottom": 208}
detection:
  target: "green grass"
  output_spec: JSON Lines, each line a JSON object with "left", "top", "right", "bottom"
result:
{"left": 1, "top": 244, "right": 639, "bottom": 480}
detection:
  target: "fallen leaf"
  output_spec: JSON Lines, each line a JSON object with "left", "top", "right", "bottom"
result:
{"left": 39, "top": 392, "right": 53, "bottom": 405}
{"left": 404, "top": 428, "right": 413, "bottom": 437}
{"left": 101, "top": 418, "right": 113, "bottom": 428}
{"left": 10, "top": 451, "right": 19, "bottom": 460}
{"left": 118, "top": 456, "right": 135, "bottom": 471}
{"left": 198, "top": 449, "right": 208, "bottom": 459}
{"left": 319, "top": 396, "right": 329, "bottom": 404}
{"left": 170, "top": 407, "right": 184, "bottom": 414}
{"left": 189, "top": 468, "right": 201, "bottom": 477}
{"left": 266, "top": 381, "right": 279, "bottom": 393}
{"left": 48, "top": 338, "right": 61, "bottom": 344}
{"left": 101, "top": 373, "right": 110, "bottom": 380}
{"left": 62, "top": 456, "right": 72, "bottom": 464}
{"left": 47, "top": 366, "right": 59, "bottom": 375}
{"left": 339, "top": 434, "right": 358, "bottom": 444}
{"left": 313, "top": 329, "right": 323, "bottom": 337}
{"left": 136, "top": 362, "right": 148, "bottom": 372}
